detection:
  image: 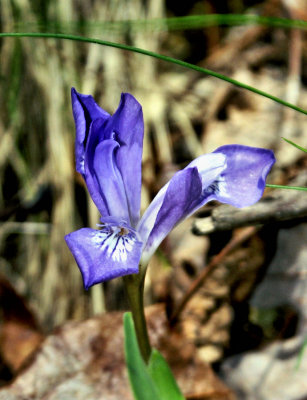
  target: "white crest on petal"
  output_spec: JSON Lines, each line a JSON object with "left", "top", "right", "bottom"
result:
{"left": 206, "top": 175, "right": 228, "bottom": 197}
{"left": 79, "top": 158, "right": 85, "bottom": 172}
{"left": 91, "top": 225, "right": 138, "bottom": 265}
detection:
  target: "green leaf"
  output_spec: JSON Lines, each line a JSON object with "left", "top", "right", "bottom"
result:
{"left": 282, "top": 137, "right": 307, "bottom": 153}
{"left": 148, "top": 349, "right": 185, "bottom": 400}
{"left": 124, "top": 313, "right": 161, "bottom": 400}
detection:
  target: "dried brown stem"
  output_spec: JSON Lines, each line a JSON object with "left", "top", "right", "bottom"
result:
{"left": 193, "top": 178, "right": 307, "bottom": 235}
{"left": 170, "top": 226, "right": 258, "bottom": 325}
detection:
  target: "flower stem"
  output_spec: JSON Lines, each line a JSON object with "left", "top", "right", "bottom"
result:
{"left": 123, "top": 271, "right": 151, "bottom": 363}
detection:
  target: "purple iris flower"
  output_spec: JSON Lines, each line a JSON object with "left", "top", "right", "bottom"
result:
{"left": 65, "top": 89, "right": 275, "bottom": 289}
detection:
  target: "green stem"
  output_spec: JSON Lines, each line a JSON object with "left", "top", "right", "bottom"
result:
{"left": 123, "top": 271, "right": 151, "bottom": 363}
{"left": 266, "top": 183, "right": 307, "bottom": 191}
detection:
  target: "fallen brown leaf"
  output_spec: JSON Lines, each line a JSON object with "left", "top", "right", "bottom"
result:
{"left": 0, "top": 304, "right": 235, "bottom": 400}
{"left": 0, "top": 275, "right": 44, "bottom": 374}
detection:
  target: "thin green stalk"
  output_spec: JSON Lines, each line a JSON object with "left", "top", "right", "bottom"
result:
{"left": 8, "top": 14, "right": 307, "bottom": 33}
{"left": 123, "top": 272, "right": 151, "bottom": 364}
{"left": 282, "top": 137, "right": 307, "bottom": 153}
{"left": 0, "top": 32, "right": 306, "bottom": 116}
{"left": 266, "top": 184, "right": 307, "bottom": 191}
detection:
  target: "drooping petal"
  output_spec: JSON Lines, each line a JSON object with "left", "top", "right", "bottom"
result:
{"left": 102, "top": 93, "right": 144, "bottom": 227}
{"left": 139, "top": 146, "right": 275, "bottom": 262}
{"left": 186, "top": 153, "right": 227, "bottom": 188}
{"left": 140, "top": 168, "right": 203, "bottom": 263}
{"left": 209, "top": 144, "right": 276, "bottom": 207}
{"left": 71, "top": 88, "right": 110, "bottom": 175}
{"left": 65, "top": 224, "right": 142, "bottom": 289}
{"left": 138, "top": 153, "right": 226, "bottom": 255}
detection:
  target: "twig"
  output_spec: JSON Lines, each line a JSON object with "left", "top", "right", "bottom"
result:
{"left": 193, "top": 181, "right": 307, "bottom": 235}
{"left": 170, "top": 226, "right": 258, "bottom": 325}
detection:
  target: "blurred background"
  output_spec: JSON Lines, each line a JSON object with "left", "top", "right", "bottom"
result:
{"left": 0, "top": 0, "right": 307, "bottom": 398}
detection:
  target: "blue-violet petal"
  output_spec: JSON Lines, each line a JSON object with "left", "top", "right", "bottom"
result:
{"left": 71, "top": 88, "right": 109, "bottom": 175}
{"left": 209, "top": 144, "right": 276, "bottom": 207}
{"left": 65, "top": 224, "right": 142, "bottom": 289}
{"left": 103, "top": 93, "right": 144, "bottom": 227}
{"left": 138, "top": 153, "right": 226, "bottom": 256}
{"left": 91, "top": 139, "right": 130, "bottom": 221}
{"left": 141, "top": 167, "right": 202, "bottom": 262}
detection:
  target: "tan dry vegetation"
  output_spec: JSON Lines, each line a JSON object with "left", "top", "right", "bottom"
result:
{"left": 0, "top": 0, "right": 307, "bottom": 398}
{"left": 0, "top": 0, "right": 167, "bottom": 328}
{"left": 0, "top": 0, "right": 306, "bottom": 349}
{"left": 0, "top": 0, "right": 214, "bottom": 329}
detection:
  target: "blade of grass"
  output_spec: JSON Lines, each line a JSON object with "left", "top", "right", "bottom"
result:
{"left": 7, "top": 14, "right": 307, "bottom": 34}
{"left": 295, "top": 334, "right": 307, "bottom": 370}
{"left": 0, "top": 32, "right": 306, "bottom": 116}
{"left": 282, "top": 137, "right": 307, "bottom": 153}
{"left": 266, "top": 184, "right": 307, "bottom": 191}
{"left": 162, "top": 14, "right": 307, "bottom": 31}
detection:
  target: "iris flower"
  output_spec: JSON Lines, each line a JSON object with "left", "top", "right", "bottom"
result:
{"left": 65, "top": 89, "right": 275, "bottom": 289}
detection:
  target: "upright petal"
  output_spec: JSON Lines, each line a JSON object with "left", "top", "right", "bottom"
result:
{"left": 209, "top": 145, "right": 276, "bottom": 207}
{"left": 84, "top": 133, "right": 130, "bottom": 220}
{"left": 65, "top": 223, "right": 142, "bottom": 289}
{"left": 83, "top": 118, "right": 111, "bottom": 217}
{"left": 92, "top": 139, "right": 130, "bottom": 220}
{"left": 102, "top": 93, "right": 144, "bottom": 227}
{"left": 71, "top": 88, "right": 110, "bottom": 175}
